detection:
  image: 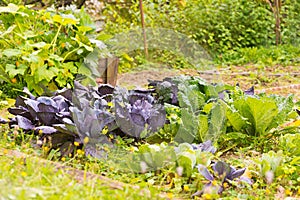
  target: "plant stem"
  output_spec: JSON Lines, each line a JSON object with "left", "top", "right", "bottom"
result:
{"left": 51, "top": 24, "right": 62, "bottom": 52}
{"left": 62, "top": 47, "right": 81, "bottom": 62}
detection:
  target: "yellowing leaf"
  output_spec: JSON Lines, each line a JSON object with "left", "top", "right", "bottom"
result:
{"left": 289, "top": 120, "right": 300, "bottom": 127}
{"left": 78, "top": 26, "right": 93, "bottom": 33}
{"left": 122, "top": 53, "right": 134, "bottom": 62}
{"left": 52, "top": 15, "right": 62, "bottom": 23}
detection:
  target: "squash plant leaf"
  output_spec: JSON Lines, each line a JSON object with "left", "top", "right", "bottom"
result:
{"left": 3, "top": 49, "right": 22, "bottom": 57}
{"left": 5, "top": 64, "right": 27, "bottom": 78}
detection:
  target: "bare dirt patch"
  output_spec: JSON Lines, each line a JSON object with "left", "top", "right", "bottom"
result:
{"left": 117, "top": 65, "right": 300, "bottom": 99}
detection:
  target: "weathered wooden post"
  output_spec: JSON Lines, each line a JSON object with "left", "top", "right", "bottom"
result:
{"left": 98, "top": 57, "right": 119, "bottom": 86}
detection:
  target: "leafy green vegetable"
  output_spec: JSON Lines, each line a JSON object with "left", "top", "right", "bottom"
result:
{"left": 279, "top": 133, "right": 300, "bottom": 156}
{"left": 114, "top": 87, "right": 166, "bottom": 138}
{"left": 226, "top": 94, "right": 295, "bottom": 137}
{"left": 175, "top": 141, "right": 215, "bottom": 177}
{"left": 138, "top": 143, "right": 176, "bottom": 171}
{"left": 260, "top": 150, "right": 284, "bottom": 179}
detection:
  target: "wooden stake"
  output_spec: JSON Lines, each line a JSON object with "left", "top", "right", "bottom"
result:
{"left": 139, "top": 0, "right": 148, "bottom": 58}
{"left": 266, "top": 0, "right": 281, "bottom": 45}
{"left": 274, "top": 0, "right": 281, "bottom": 45}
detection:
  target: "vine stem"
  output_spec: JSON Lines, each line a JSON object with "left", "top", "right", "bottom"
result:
{"left": 62, "top": 47, "right": 81, "bottom": 62}
{"left": 51, "top": 24, "right": 62, "bottom": 52}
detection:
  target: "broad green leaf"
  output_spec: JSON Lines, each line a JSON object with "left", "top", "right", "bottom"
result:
{"left": 234, "top": 96, "right": 278, "bottom": 136}
{"left": 84, "top": 49, "right": 102, "bottom": 77}
{"left": 62, "top": 18, "right": 78, "bottom": 26}
{"left": 260, "top": 150, "right": 283, "bottom": 177}
{"left": 78, "top": 62, "right": 92, "bottom": 76}
{"left": 178, "top": 82, "right": 205, "bottom": 112}
{"left": 204, "top": 102, "right": 227, "bottom": 142}
{"left": 269, "top": 94, "right": 294, "bottom": 130}
{"left": 202, "top": 102, "right": 214, "bottom": 114}
{"left": 260, "top": 159, "right": 270, "bottom": 177}
{"left": 0, "top": 4, "right": 28, "bottom": 16}
{"left": 81, "top": 43, "right": 93, "bottom": 52}
{"left": 62, "top": 62, "right": 77, "bottom": 73}
{"left": 0, "top": 64, "right": 12, "bottom": 82}
{"left": 30, "top": 42, "right": 47, "bottom": 49}
{"left": 97, "top": 33, "right": 113, "bottom": 41}
{"left": 138, "top": 145, "right": 156, "bottom": 168}
{"left": 175, "top": 108, "right": 198, "bottom": 143}
{"left": 204, "top": 84, "right": 225, "bottom": 99}
{"left": 222, "top": 100, "right": 247, "bottom": 131}
{"left": 16, "top": 30, "right": 37, "bottom": 39}
{"left": 0, "top": 74, "right": 11, "bottom": 82}
{"left": 5, "top": 63, "right": 27, "bottom": 77}
{"left": 49, "top": 54, "right": 63, "bottom": 61}
{"left": 138, "top": 143, "right": 176, "bottom": 170}
{"left": 0, "top": 25, "right": 16, "bottom": 38}
{"left": 279, "top": 133, "right": 300, "bottom": 156}
{"left": 177, "top": 150, "right": 196, "bottom": 177}
{"left": 3, "top": 49, "right": 22, "bottom": 57}
{"left": 198, "top": 114, "right": 208, "bottom": 142}
{"left": 34, "top": 65, "right": 58, "bottom": 83}
{"left": 78, "top": 75, "right": 97, "bottom": 87}
{"left": 195, "top": 151, "right": 212, "bottom": 167}
{"left": 22, "top": 55, "right": 39, "bottom": 63}
{"left": 122, "top": 53, "right": 134, "bottom": 62}
{"left": 60, "top": 14, "right": 78, "bottom": 26}
{"left": 24, "top": 75, "right": 43, "bottom": 95}
{"left": 72, "top": 35, "right": 93, "bottom": 51}
{"left": 29, "top": 56, "right": 44, "bottom": 76}
{"left": 176, "top": 143, "right": 193, "bottom": 152}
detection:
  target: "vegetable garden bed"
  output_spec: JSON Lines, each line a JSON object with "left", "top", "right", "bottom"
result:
{"left": 0, "top": 66, "right": 299, "bottom": 199}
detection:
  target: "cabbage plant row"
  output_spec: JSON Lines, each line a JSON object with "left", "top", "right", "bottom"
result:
{"left": 1, "top": 76, "right": 298, "bottom": 158}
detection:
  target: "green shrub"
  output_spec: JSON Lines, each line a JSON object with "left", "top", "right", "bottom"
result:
{"left": 281, "top": 1, "right": 300, "bottom": 45}
{"left": 181, "top": 0, "right": 274, "bottom": 54}
{"left": 0, "top": 4, "right": 101, "bottom": 95}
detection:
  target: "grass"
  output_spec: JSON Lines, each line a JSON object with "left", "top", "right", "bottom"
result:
{"left": 0, "top": 123, "right": 299, "bottom": 200}
{"left": 0, "top": 133, "right": 164, "bottom": 200}
{"left": 0, "top": 152, "right": 163, "bottom": 199}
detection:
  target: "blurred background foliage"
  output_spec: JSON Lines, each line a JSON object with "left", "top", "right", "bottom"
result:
{"left": 2, "top": 0, "right": 299, "bottom": 56}
{"left": 100, "top": 0, "right": 300, "bottom": 60}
